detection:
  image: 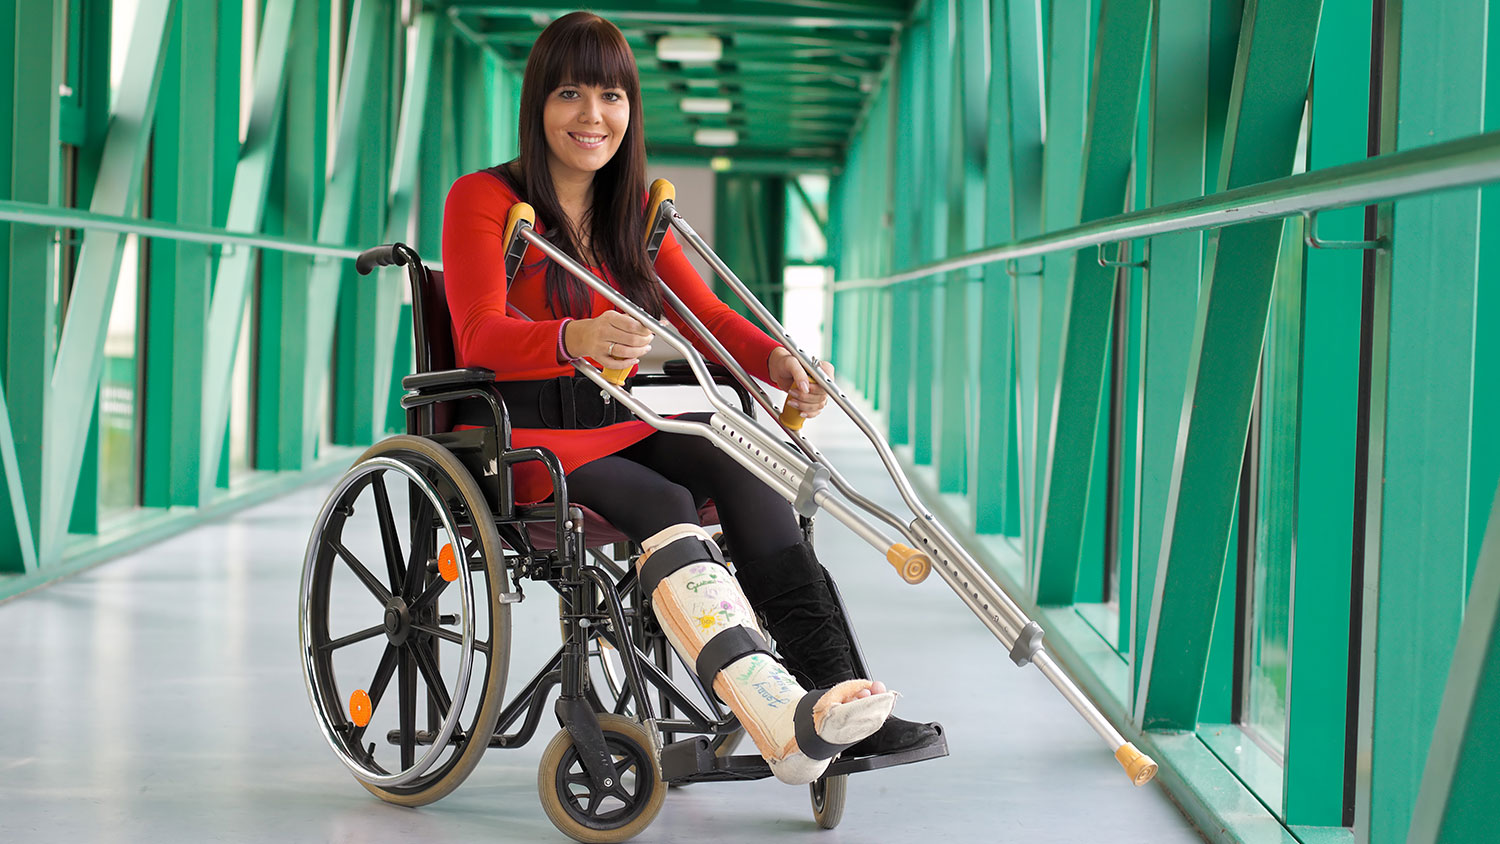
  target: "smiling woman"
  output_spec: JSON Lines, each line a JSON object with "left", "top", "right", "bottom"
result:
{"left": 437, "top": 10, "right": 935, "bottom": 828}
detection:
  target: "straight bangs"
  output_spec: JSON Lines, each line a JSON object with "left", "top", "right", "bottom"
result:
{"left": 543, "top": 20, "right": 639, "bottom": 97}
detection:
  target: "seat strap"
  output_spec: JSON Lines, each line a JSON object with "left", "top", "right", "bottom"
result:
{"left": 694, "top": 626, "right": 775, "bottom": 693}
{"left": 638, "top": 538, "right": 725, "bottom": 598}
{"left": 794, "top": 689, "right": 857, "bottom": 761}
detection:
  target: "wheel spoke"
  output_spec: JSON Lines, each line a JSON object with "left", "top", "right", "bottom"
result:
{"left": 320, "top": 623, "right": 386, "bottom": 652}
{"left": 409, "top": 638, "right": 454, "bottom": 719}
{"left": 371, "top": 477, "right": 406, "bottom": 595}
{"left": 398, "top": 646, "right": 417, "bottom": 769}
{"left": 410, "top": 622, "right": 490, "bottom": 655}
{"left": 329, "top": 539, "right": 393, "bottom": 604}
{"left": 349, "top": 645, "right": 399, "bottom": 745}
{"left": 408, "top": 574, "right": 451, "bottom": 612}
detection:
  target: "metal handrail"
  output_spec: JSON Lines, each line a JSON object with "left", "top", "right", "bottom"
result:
{"left": 0, "top": 200, "right": 445, "bottom": 269}
{"left": 834, "top": 130, "right": 1500, "bottom": 291}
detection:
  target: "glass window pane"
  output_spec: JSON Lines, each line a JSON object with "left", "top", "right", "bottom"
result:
{"left": 1243, "top": 217, "right": 1305, "bottom": 758}
{"left": 100, "top": 235, "right": 141, "bottom": 518}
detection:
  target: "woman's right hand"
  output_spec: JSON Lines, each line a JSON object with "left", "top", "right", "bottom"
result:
{"left": 563, "top": 311, "right": 653, "bottom": 368}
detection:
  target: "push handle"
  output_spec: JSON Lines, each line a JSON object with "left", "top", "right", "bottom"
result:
{"left": 355, "top": 243, "right": 408, "bottom": 275}
{"left": 885, "top": 544, "right": 932, "bottom": 584}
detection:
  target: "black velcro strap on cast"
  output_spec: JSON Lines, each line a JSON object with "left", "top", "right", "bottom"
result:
{"left": 794, "top": 689, "right": 857, "bottom": 761}
{"left": 638, "top": 537, "right": 726, "bottom": 598}
{"left": 694, "top": 626, "right": 774, "bottom": 693}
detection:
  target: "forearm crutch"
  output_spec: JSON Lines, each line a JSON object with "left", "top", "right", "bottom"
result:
{"left": 499, "top": 191, "right": 1157, "bottom": 787}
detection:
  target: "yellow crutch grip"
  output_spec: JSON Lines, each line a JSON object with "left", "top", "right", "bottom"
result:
{"left": 780, "top": 403, "right": 806, "bottom": 430}
{"left": 503, "top": 202, "right": 535, "bottom": 252}
{"left": 600, "top": 365, "right": 631, "bottom": 386}
{"left": 886, "top": 544, "right": 932, "bottom": 584}
{"left": 645, "top": 178, "right": 676, "bottom": 245}
{"left": 1115, "top": 743, "right": 1158, "bottom": 786}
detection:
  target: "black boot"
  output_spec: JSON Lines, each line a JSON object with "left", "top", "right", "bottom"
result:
{"left": 736, "top": 542, "right": 940, "bottom": 757}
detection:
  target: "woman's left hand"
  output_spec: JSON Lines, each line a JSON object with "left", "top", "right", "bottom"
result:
{"left": 768, "top": 347, "right": 836, "bottom": 419}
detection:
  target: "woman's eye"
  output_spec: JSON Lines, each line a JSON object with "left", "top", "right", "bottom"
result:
{"left": 558, "top": 89, "right": 578, "bottom": 99}
{"left": 603, "top": 92, "right": 622, "bottom": 102}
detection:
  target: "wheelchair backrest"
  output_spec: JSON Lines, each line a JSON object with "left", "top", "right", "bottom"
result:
{"left": 408, "top": 262, "right": 459, "bottom": 433}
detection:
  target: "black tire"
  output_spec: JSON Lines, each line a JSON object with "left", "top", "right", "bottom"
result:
{"left": 810, "top": 774, "right": 847, "bottom": 829}
{"left": 300, "top": 435, "right": 512, "bottom": 806}
{"left": 538, "top": 713, "right": 667, "bottom": 843}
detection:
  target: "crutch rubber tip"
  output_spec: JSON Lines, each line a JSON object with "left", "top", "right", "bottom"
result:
{"left": 1115, "top": 743, "right": 1158, "bottom": 786}
{"left": 886, "top": 544, "right": 932, "bottom": 584}
{"left": 601, "top": 367, "right": 630, "bottom": 386}
{"left": 503, "top": 202, "right": 535, "bottom": 247}
{"left": 779, "top": 403, "right": 806, "bottom": 430}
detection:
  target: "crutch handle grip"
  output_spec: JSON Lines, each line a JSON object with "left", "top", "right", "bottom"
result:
{"left": 646, "top": 179, "right": 676, "bottom": 237}
{"left": 886, "top": 544, "right": 932, "bottom": 584}
{"left": 601, "top": 367, "right": 631, "bottom": 386}
{"left": 1114, "top": 743, "right": 1158, "bottom": 786}
{"left": 780, "top": 403, "right": 806, "bottom": 430}
{"left": 503, "top": 202, "right": 534, "bottom": 250}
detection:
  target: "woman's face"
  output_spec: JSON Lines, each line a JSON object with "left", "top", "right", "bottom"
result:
{"left": 543, "top": 82, "right": 630, "bottom": 184}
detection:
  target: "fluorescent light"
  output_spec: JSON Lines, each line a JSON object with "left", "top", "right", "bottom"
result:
{"left": 680, "top": 97, "right": 732, "bottom": 114}
{"left": 657, "top": 34, "right": 722, "bottom": 63}
{"left": 694, "top": 128, "right": 738, "bottom": 147}
{"left": 710, "top": 156, "right": 733, "bottom": 172}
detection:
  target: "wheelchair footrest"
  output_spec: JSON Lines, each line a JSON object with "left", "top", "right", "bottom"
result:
{"left": 660, "top": 723, "right": 949, "bottom": 785}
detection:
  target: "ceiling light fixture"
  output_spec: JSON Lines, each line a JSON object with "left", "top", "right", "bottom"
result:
{"left": 680, "top": 97, "right": 733, "bottom": 114}
{"left": 694, "top": 128, "right": 739, "bottom": 147}
{"left": 657, "top": 34, "right": 723, "bottom": 63}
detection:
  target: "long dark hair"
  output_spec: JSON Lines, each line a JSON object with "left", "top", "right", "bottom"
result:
{"left": 498, "top": 12, "right": 660, "bottom": 319}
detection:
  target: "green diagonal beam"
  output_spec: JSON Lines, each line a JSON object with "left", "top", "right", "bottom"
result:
{"left": 197, "top": 0, "right": 296, "bottom": 501}
{"left": 40, "top": 0, "right": 175, "bottom": 560}
{"left": 1033, "top": 0, "right": 1153, "bottom": 604}
{"left": 300, "top": 0, "right": 384, "bottom": 464}
{"left": 1408, "top": 481, "right": 1500, "bottom": 843}
{"left": 1135, "top": 0, "right": 1325, "bottom": 730}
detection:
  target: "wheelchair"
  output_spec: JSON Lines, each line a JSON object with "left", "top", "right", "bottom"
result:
{"left": 299, "top": 232, "right": 948, "bottom": 842}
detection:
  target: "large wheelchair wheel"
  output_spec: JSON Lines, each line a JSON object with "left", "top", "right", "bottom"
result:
{"left": 538, "top": 713, "right": 667, "bottom": 843}
{"left": 300, "top": 435, "right": 512, "bottom": 806}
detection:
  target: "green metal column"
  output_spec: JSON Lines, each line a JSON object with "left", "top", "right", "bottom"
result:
{"left": 886, "top": 16, "right": 927, "bottom": 447}
{"left": 257, "top": 0, "right": 327, "bottom": 472}
{"left": 1135, "top": 0, "right": 1324, "bottom": 731}
{"left": 913, "top": 2, "right": 952, "bottom": 467}
{"left": 1, "top": 0, "right": 61, "bottom": 568}
{"left": 1033, "top": 0, "right": 1153, "bottom": 605}
{"left": 1356, "top": 1, "right": 1487, "bottom": 840}
{"left": 1281, "top": 0, "right": 1369, "bottom": 825}
{"left": 1407, "top": 482, "right": 1500, "bottom": 844}
{"left": 971, "top": 0, "right": 1021, "bottom": 535}
{"left": 1030, "top": 0, "right": 1092, "bottom": 574}
{"left": 143, "top": 1, "right": 218, "bottom": 508}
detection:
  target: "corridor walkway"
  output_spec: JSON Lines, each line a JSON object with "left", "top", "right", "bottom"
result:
{"left": 0, "top": 409, "right": 1203, "bottom": 843}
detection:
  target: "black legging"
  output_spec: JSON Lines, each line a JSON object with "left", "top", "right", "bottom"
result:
{"left": 564, "top": 413, "right": 803, "bottom": 562}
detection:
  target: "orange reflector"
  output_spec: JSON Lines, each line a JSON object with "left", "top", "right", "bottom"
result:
{"left": 437, "top": 543, "right": 459, "bottom": 582}
{"left": 350, "top": 689, "right": 372, "bottom": 727}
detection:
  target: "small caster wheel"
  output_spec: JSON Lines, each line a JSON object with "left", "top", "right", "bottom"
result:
{"left": 538, "top": 713, "right": 667, "bottom": 843}
{"left": 810, "top": 773, "right": 847, "bottom": 830}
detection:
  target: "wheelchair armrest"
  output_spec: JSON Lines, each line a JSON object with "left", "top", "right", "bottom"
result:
{"left": 401, "top": 367, "right": 496, "bottom": 392}
{"left": 633, "top": 359, "right": 755, "bottom": 415}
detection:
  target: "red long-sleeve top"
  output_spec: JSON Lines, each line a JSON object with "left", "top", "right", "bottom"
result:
{"left": 441, "top": 169, "right": 781, "bottom": 504}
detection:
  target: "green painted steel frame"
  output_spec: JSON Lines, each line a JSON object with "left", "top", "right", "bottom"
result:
{"left": 1033, "top": 0, "right": 1153, "bottom": 605}
{"left": 1135, "top": 0, "right": 1324, "bottom": 732}
{"left": 1356, "top": 1, "right": 1487, "bottom": 841}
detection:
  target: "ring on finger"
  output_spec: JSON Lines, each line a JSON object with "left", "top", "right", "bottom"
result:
{"left": 607, "top": 341, "right": 616, "bottom": 358}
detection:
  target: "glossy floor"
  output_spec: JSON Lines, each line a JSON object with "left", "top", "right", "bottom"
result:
{"left": 0, "top": 412, "right": 1203, "bottom": 843}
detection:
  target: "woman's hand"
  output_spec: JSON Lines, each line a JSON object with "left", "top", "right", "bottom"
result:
{"left": 768, "top": 347, "right": 836, "bottom": 419}
{"left": 564, "top": 311, "right": 653, "bottom": 368}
